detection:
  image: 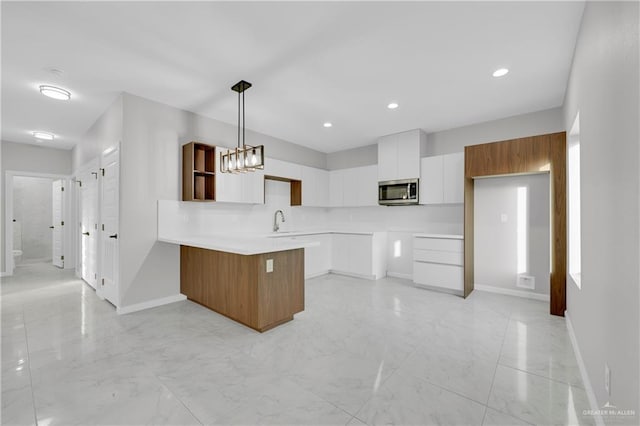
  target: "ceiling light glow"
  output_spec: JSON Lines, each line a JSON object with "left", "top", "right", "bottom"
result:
{"left": 39, "top": 85, "right": 71, "bottom": 100}
{"left": 323, "top": 122, "right": 332, "bottom": 128}
{"left": 492, "top": 68, "right": 509, "bottom": 78}
{"left": 387, "top": 102, "right": 399, "bottom": 109}
{"left": 32, "top": 131, "right": 55, "bottom": 140}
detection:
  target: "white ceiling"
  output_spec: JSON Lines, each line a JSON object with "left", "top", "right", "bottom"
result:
{"left": 2, "top": 1, "right": 584, "bottom": 153}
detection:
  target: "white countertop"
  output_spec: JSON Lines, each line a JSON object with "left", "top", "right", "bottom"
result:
{"left": 157, "top": 229, "right": 391, "bottom": 255}
{"left": 158, "top": 234, "right": 320, "bottom": 255}
{"left": 413, "top": 233, "right": 464, "bottom": 239}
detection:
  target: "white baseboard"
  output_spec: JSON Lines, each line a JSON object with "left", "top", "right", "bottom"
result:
{"left": 116, "top": 294, "right": 187, "bottom": 315}
{"left": 329, "top": 270, "right": 375, "bottom": 281}
{"left": 565, "top": 310, "right": 604, "bottom": 426}
{"left": 0, "top": 271, "right": 10, "bottom": 278}
{"left": 386, "top": 271, "right": 413, "bottom": 281}
{"left": 305, "top": 270, "right": 330, "bottom": 280}
{"left": 474, "top": 284, "right": 550, "bottom": 302}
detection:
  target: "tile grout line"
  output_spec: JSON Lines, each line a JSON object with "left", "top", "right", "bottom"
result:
{"left": 481, "top": 305, "right": 514, "bottom": 425}
{"left": 22, "top": 308, "right": 38, "bottom": 426}
{"left": 153, "top": 373, "right": 205, "bottom": 425}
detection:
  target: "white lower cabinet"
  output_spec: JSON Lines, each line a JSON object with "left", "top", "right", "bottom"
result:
{"left": 413, "top": 235, "right": 463, "bottom": 295}
{"left": 330, "top": 232, "right": 387, "bottom": 279}
{"left": 297, "top": 234, "right": 332, "bottom": 278}
{"left": 284, "top": 232, "right": 387, "bottom": 280}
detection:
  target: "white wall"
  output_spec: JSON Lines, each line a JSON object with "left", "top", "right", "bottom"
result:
{"left": 474, "top": 174, "right": 550, "bottom": 296}
{"left": 427, "top": 107, "right": 565, "bottom": 155}
{"left": 116, "top": 93, "right": 328, "bottom": 308}
{"left": 563, "top": 1, "right": 639, "bottom": 417}
{"left": 1, "top": 141, "right": 72, "bottom": 272}
{"left": 159, "top": 183, "right": 328, "bottom": 239}
{"left": 12, "top": 176, "right": 54, "bottom": 263}
{"left": 325, "top": 107, "right": 565, "bottom": 170}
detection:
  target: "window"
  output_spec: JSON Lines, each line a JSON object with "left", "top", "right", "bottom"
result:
{"left": 568, "top": 113, "right": 581, "bottom": 288}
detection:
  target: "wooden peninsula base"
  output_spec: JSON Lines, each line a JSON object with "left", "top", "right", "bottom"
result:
{"left": 180, "top": 245, "right": 305, "bottom": 332}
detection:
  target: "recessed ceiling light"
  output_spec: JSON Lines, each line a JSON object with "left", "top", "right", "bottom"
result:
{"left": 387, "top": 102, "right": 399, "bottom": 109}
{"left": 323, "top": 122, "right": 332, "bottom": 128}
{"left": 492, "top": 68, "right": 509, "bottom": 78}
{"left": 39, "top": 85, "right": 71, "bottom": 100}
{"left": 32, "top": 131, "right": 55, "bottom": 140}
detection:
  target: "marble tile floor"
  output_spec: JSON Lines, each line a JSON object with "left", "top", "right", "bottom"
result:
{"left": 1, "top": 263, "right": 596, "bottom": 425}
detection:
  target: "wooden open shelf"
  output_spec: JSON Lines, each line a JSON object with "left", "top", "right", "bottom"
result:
{"left": 183, "top": 142, "right": 216, "bottom": 201}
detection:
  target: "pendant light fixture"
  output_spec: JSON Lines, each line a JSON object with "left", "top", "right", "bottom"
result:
{"left": 219, "top": 80, "right": 264, "bottom": 173}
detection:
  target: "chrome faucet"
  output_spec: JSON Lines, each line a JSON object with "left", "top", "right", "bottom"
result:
{"left": 273, "top": 210, "right": 285, "bottom": 232}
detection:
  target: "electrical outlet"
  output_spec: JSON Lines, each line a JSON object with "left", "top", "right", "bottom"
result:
{"left": 605, "top": 363, "right": 611, "bottom": 396}
{"left": 266, "top": 259, "right": 274, "bottom": 273}
{"left": 500, "top": 213, "right": 508, "bottom": 223}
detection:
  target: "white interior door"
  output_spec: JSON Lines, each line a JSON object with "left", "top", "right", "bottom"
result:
{"left": 51, "top": 180, "right": 64, "bottom": 268}
{"left": 100, "top": 149, "right": 119, "bottom": 306}
{"left": 80, "top": 169, "right": 99, "bottom": 289}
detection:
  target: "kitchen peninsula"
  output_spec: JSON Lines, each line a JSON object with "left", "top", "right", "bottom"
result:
{"left": 159, "top": 234, "right": 316, "bottom": 332}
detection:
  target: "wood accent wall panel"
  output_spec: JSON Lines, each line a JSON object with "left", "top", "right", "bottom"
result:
{"left": 290, "top": 180, "right": 302, "bottom": 206}
{"left": 180, "top": 246, "right": 305, "bottom": 332}
{"left": 182, "top": 143, "right": 194, "bottom": 201}
{"left": 463, "top": 177, "right": 474, "bottom": 298}
{"left": 464, "top": 131, "right": 566, "bottom": 316}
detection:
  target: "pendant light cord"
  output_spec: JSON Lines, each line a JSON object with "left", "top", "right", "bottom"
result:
{"left": 237, "top": 90, "right": 241, "bottom": 149}
{"left": 242, "top": 90, "right": 245, "bottom": 149}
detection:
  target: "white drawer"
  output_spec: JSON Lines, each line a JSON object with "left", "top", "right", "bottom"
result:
{"left": 413, "top": 261, "right": 463, "bottom": 291}
{"left": 413, "top": 249, "right": 463, "bottom": 266}
{"left": 413, "top": 237, "right": 462, "bottom": 252}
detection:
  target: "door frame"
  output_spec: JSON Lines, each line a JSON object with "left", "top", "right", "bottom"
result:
{"left": 463, "top": 131, "right": 567, "bottom": 316}
{"left": 4, "top": 170, "right": 71, "bottom": 276}
{"left": 73, "top": 158, "right": 101, "bottom": 290}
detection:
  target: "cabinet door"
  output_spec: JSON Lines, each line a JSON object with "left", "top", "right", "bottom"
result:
{"left": 331, "top": 234, "right": 349, "bottom": 272}
{"left": 395, "top": 130, "right": 421, "bottom": 180}
{"left": 329, "top": 170, "right": 344, "bottom": 207}
{"left": 357, "top": 165, "right": 379, "bottom": 206}
{"left": 242, "top": 168, "right": 264, "bottom": 204}
{"left": 377, "top": 136, "right": 397, "bottom": 182}
{"left": 301, "top": 166, "right": 315, "bottom": 206}
{"left": 443, "top": 152, "right": 464, "bottom": 204}
{"left": 342, "top": 168, "right": 359, "bottom": 207}
{"left": 300, "top": 234, "right": 331, "bottom": 278}
{"left": 302, "top": 166, "right": 329, "bottom": 207}
{"left": 419, "top": 156, "right": 444, "bottom": 204}
{"left": 316, "top": 169, "right": 329, "bottom": 207}
{"left": 216, "top": 149, "right": 242, "bottom": 202}
{"left": 265, "top": 158, "right": 302, "bottom": 180}
{"left": 348, "top": 234, "right": 373, "bottom": 276}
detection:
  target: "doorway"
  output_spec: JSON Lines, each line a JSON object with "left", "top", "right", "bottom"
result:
{"left": 4, "top": 171, "right": 73, "bottom": 276}
{"left": 74, "top": 147, "right": 120, "bottom": 307}
{"left": 463, "top": 131, "right": 566, "bottom": 316}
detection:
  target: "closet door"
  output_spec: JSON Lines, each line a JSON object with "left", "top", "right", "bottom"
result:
{"left": 51, "top": 180, "right": 64, "bottom": 268}
{"left": 100, "top": 148, "right": 119, "bottom": 306}
{"left": 79, "top": 168, "right": 99, "bottom": 289}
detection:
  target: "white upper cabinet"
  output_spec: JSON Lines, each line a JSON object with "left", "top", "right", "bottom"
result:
{"left": 419, "top": 156, "right": 444, "bottom": 204}
{"left": 329, "top": 165, "right": 378, "bottom": 207}
{"left": 419, "top": 152, "right": 464, "bottom": 205}
{"left": 377, "top": 129, "right": 425, "bottom": 182}
{"left": 301, "top": 165, "right": 329, "bottom": 207}
{"left": 329, "top": 170, "right": 344, "bottom": 207}
{"left": 215, "top": 148, "right": 264, "bottom": 204}
{"left": 443, "top": 152, "right": 464, "bottom": 204}
{"left": 264, "top": 157, "right": 302, "bottom": 180}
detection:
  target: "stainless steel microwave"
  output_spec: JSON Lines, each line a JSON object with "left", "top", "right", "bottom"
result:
{"left": 378, "top": 179, "right": 419, "bottom": 206}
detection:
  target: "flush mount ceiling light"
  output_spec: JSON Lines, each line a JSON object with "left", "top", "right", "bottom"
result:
{"left": 219, "top": 80, "right": 264, "bottom": 174}
{"left": 39, "top": 85, "right": 71, "bottom": 100}
{"left": 492, "top": 68, "right": 509, "bottom": 78}
{"left": 32, "top": 131, "right": 54, "bottom": 140}
{"left": 323, "top": 122, "right": 333, "bottom": 128}
{"left": 387, "top": 102, "right": 399, "bottom": 109}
